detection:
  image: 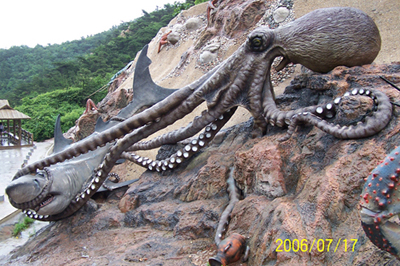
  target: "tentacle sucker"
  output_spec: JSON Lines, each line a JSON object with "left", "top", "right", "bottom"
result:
{"left": 279, "top": 88, "right": 392, "bottom": 141}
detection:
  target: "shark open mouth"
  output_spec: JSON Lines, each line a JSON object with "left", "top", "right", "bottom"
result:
{"left": 39, "top": 194, "right": 55, "bottom": 208}
{"left": 21, "top": 192, "right": 55, "bottom": 219}
{"left": 21, "top": 194, "right": 54, "bottom": 217}
{"left": 23, "top": 194, "right": 55, "bottom": 215}
{"left": 8, "top": 168, "right": 54, "bottom": 211}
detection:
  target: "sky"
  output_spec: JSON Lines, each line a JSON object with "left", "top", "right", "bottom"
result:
{"left": 0, "top": 0, "right": 181, "bottom": 49}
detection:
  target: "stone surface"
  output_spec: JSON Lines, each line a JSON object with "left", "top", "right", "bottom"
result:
{"left": 185, "top": 17, "right": 203, "bottom": 31}
{"left": 273, "top": 7, "right": 290, "bottom": 23}
{"left": 167, "top": 31, "right": 180, "bottom": 45}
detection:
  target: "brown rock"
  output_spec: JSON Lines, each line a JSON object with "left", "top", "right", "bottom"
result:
{"left": 197, "top": 0, "right": 272, "bottom": 49}
{"left": 74, "top": 112, "right": 99, "bottom": 141}
{"left": 97, "top": 87, "right": 132, "bottom": 120}
{"left": 235, "top": 143, "right": 287, "bottom": 197}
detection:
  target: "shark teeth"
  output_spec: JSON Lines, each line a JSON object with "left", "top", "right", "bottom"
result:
{"left": 39, "top": 194, "right": 54, "bottom": 208}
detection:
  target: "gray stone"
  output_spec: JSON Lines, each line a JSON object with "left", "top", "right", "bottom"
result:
{"left": 167, "top": 31, "right": 180, "bottom": 45}
{"left": 185, "top": 17, "right": 202, "bottom": 31}
{"left": 273, "top": 7, "right": 290, "bottom": 23}
{"left": 199, "top": 50, "right": 217, "bottom": 64}
{"left": 203, "top": 43, "right": 220, "bottom": 53}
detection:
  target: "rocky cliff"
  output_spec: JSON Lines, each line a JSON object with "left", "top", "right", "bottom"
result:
{"left": 5, "top": 0, "right": 400, "bottom": 265}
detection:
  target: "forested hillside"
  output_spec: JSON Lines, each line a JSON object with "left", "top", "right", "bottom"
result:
{"left": 0, "top": 30, "right": 119, "bottom": 103}
{"left": 0, "top": 0, "right": 207, "bottom": 141}
{"left": 0, "top": 4, "right": 177, "bottom": 106}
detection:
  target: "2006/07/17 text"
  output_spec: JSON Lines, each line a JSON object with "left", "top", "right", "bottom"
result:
{"left": 276, "top": 239, "right": 358, "bottom": 253}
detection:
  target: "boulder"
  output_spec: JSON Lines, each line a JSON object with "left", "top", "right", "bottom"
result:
{"left": 185, "top": 17, "right": 202, "bottom": 31}
{"left": 167, "top": 31, "right": 180, "bottom": 45}
{"left": 273, "top": 7, "right": 290, "bottom": 23}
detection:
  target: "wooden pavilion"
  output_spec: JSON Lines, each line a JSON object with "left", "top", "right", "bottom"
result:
{"left": 0, "top": 100, "right": 33, "bottom": 149}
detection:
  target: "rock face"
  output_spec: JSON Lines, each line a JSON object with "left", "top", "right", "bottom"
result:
{"left": 6, "top": 62, "right": 400, "bottom": 265}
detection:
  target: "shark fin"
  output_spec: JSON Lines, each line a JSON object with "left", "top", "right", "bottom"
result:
{"left": 94, "top": 117, "right": 111, "bottom": 132}
{"left": 116, "top": 44, "right": 178, "bottom": 119}
{"left": 53, "top": 115, "right": 73, "bottom": 154}
{"left": 115, "top": 158, "right": 126, "bottom": 164}
{"left": 96, "top": 178, "right": 139, "bottom": 193}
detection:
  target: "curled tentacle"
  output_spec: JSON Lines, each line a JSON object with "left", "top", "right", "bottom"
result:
{"left": 122, "top": 108, "right": 237, "bottom": 172}
{"left": 101, "top": 173, "right": 120, "bottom": 191}
{"left": 128, "top": 109, "right": 223, "bottom": 152}
{"left": 279, "top": 88, "right": 392, "bottom": 141}
{"left": 264, "top": 92, "right": 337, "bottom": 128}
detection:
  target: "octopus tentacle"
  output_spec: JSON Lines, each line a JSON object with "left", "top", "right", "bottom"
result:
{"left": 204, "top": 54, "right": 255, "bottom": 108}
{"left": 118, "top": 55, "right": 251, "bottom": 154}
{"left": 128, "top": 109, "right": 223, "bottom": 151}
{"left": 13, "top": 71, "right": 218, "bottom": 179}
{"left": 246, "top": 62, "right": 271, "bottom": 132}
{"left": 264, "top": 85, "right": 336, "bottom": 129}
{"left": 123, "top": 107, "right": 237, "bottom": 172}
{"left": 214, "top": 167, "right": 242, "bottom": 245}
{"left": 279, "top": 88, "right": 392, "bottom": 141}
{"left": 127, "top": 60, "right": 255, "bottom": 152}
{"left": 101, "top": 173, "right": 120, "bottom": 191}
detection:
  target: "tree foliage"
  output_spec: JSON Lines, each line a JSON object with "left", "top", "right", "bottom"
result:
{"left": 173, "top": 0, "right": 196, "bottom": 16}
{"left": 195, "top": 0, "right": 208, "bottom": 5}
{"left": 15, "top": 88, "right": 86, "bottom": 141}
{"left": 1, "top": 1, "right": 197, "bottom": 141}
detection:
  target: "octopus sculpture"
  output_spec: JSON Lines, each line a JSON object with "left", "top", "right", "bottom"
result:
{"left": 5, "top": 7, "right": 392, "bottom": 226}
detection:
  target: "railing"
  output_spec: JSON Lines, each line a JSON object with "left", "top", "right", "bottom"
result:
{"left": 0, "top": 127, "right": 34, "bottom": 148}
{"left": 0, "top": 132, "right": 17, "bottom": 145}
{"left": 20, "top": 128, "right": 34, "bottom": 145}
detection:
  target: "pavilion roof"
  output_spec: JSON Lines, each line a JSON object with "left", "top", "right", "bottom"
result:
{"left": 0, "top": 100, "right": 31, "bottom": 120}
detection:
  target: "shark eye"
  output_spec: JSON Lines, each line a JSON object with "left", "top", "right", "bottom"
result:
{"left": 37, "top": 172, "right": 45, "bottom": 177}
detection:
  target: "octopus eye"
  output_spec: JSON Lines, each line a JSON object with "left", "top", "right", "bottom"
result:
{"left": 247, "top": 28, "right": 273, "bottom": 52}
{"left": 251, "top": 37, "right": 263, "bottom": 48}
{"left": 249, "top": 35, "right": 270, "bottom": 52}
